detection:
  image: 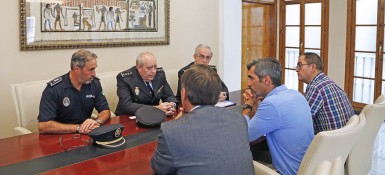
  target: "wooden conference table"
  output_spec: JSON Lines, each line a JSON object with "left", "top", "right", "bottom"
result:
{"left": 0, "top": 90, "right": 244, "bottom": 175}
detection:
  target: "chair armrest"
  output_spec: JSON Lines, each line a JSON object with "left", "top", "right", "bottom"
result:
{"left": 253, "top": 160, "right": 280, "bottom": 175}
{"left": 14, "top": 126, "right": 33, "bottom": 136}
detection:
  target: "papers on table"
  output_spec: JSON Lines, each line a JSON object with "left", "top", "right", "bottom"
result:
{"left": 215, "top": 100, "right": 236, "bottom": 107}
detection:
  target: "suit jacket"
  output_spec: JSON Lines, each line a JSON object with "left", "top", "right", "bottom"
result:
{"left": 151, "top": 106, "right": 254, "bottom": 175}
{"left": 115, "top": 66, "right": 177, "bottom": 116}
{"left": 176, "top": 62, "right": 229, "bottom": 103}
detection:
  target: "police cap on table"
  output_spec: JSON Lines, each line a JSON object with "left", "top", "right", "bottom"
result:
{"left": 88, "top": 124, "right": 126, "bottom": 148}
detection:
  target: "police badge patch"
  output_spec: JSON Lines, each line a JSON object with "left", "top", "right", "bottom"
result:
{"left": 135, "top": 87, "right": 140, "bottom": 95}
{"left": 63, "top": 97, "right": 70, "bottom": 107}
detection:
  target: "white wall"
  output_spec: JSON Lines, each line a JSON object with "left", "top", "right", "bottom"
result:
{"left": 219, "top": 1, "right": 242, "bottom": 92}
{"left": 0, "top": 0, "right": 241, "bottom": 139}
{"left": 328, "top": 0, "right": 347, "bottom": 88}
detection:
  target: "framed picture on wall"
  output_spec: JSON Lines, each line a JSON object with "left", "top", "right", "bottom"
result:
{"left": 19, "top": 0, "right": 169, "bottom": 51}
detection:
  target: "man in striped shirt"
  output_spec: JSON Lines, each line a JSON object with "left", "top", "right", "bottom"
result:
{"left": 296, "top": 52, "right": 355, "bottom": 134}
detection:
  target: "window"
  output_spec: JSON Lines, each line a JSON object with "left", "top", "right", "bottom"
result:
{"left": 345, "top": 0, "right": 384, "bottom": 109}
{"left": 279, "top": 0, "right": 329, "bottom": 92}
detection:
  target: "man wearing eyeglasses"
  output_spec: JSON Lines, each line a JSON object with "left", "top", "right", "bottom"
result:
{"left": 176, "top": 44, "right": 229, "bottom": 103}
{"left": 296, "top": 52, "right": 354, "bottom": 134}
{"left": 115, "top": 52, "right": 178, "bottom": 116}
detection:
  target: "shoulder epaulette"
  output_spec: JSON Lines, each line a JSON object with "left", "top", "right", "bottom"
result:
{"left": 209, "top": 65, "right": 217, "bottom": 72}
{"left": 120, "top": 71, "right": 133, "bottom": 78}
{"left": 94, "top": 76, "right": 100, "bottom": 80}
{"left": 157, "top": 67, "right": 164, "bottom": 72}
{"left": 47, "top": 76, "right": 62, "bottom": 86}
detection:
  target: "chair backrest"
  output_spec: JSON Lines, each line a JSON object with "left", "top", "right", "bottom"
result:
{"left": 346, "top": 95, "right": 385, "bottom": 175}
{"left": 97, "top": 71, "right": 120, "bottom": 116}
{"left": 374, "top": 94, "right": 385, "bottom": 104}
{"left": 312, "top": 160, "right": 332, "bottom": 175}
{"left": 252, "top": 161, "right": 279, "bottom": 175}
{"left": 330, "top": 156, "right": 344, "bottom": 175}
{"left": 11, "top": 80, "right": 48, "bottom": 133}
{"left": 312, "top": 156, "right": 344, "bottom": 175}
{"left": 297, "top": 114, "right": 366, "bottom": 175}
{"left": 164, "top": 69, "right": 178, "bottom": 95}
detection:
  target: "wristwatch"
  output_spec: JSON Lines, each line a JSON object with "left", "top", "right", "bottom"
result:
{"left": 76, "top": 124, "right": 81, "bottom": 133}
{"left": 96, "top": 119, "right": 103, "bottom": 125}
{"left": 241, "top": 104, "right": 253, "bottom": 112}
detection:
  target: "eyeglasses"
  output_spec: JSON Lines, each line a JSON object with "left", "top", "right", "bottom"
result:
{"left": 196, "top": 54, "right": 212, "bottom": 60}
{"left": 295, "top": 62, "right": 311, "bottom": 71}
{"left": 59, "top": 134, "right": 92, "bottom": 151}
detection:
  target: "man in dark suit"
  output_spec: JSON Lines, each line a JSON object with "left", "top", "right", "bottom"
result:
{"left": 176, "top": 44, "right": 229, "bottom": 103}
{"left": 115, "top": 52, "right": 177, "bottom": 116}
{"left": 151, "top": 64, "right": 254, "bottom": 175}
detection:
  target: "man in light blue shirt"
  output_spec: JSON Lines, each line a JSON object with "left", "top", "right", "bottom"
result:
{"left": 242, "top": 58, "right": 314, "bottom": 175}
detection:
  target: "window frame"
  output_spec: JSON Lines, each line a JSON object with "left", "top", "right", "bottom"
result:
{"left": 279, "top": 0, "right": 329, "bottom": 92}
{"left": 345, "top": 0, "right": 385, "bottom": 110}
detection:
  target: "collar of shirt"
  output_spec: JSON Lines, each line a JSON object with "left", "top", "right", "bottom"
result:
{"left": 265, "top": 85, "right": 287, "bottom": 98}
{"left": 306, "top": 72, "right": 325, "bottom": 92}
{"left": 144, "top": 81, "right": 153, "bottom": 88}
{"left": 189, "top": 105, "right": 201, "bottom": 112}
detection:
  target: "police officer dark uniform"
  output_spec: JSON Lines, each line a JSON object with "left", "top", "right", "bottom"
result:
{"left": 176, "top": 62, "right": 229, "bottom": 103}
{"left": 38, "top": 73, "right": 109, "bottom": 125}
{"left": 115, "top": 67, "right": 177, "bottom": 116}
{"left": 38, "top": 49, "right": 110, "bottom": 134}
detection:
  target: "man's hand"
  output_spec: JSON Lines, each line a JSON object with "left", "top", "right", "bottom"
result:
{"left": 156, "top": 102, "right": 176, "bottom": 116}
{"left": 79, "top": 119, "right": 100, "bottom": 134}
{"left": 242, "top": 88, "right": 263, "bottom": 118}
{"left": 218, "top": 92, "right": 227, "bottom": 102}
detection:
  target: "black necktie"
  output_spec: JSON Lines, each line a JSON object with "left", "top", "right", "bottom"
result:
{"left": 145, "top": 81, "right": 154, "bottom": 97}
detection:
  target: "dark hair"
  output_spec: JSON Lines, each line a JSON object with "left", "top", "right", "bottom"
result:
{"left": 301, "top": 52, "right": 323, "bottom": 71}
{"left": 247, "top": 58, "right": 282, "bottom": 87}
{"left": 70, "top": 49, "right": 97, "bottom": 70}
{"left": 181, "top": 64, "right": 221, "bottom": 105}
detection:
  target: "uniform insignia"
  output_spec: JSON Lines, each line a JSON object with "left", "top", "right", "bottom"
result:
{"left": 48, "top": 77, "right": 62, "bottom": 86}
{"left": 115, "top": 128, "right": 121, "bottom": 137}
{"left": 120, "top": 71, "right": 132, "bottom": 78}
{"left": 156, "top": 67, "right": 164, "bottom": 72}
{"left": 63, "top": 97, "right": 70, "bottom": 107}
{"left": 101, "top": 90, "right": 105, "bottom": 96}
{"left": 135, "top": 87, "right": 140, "bottom": 95}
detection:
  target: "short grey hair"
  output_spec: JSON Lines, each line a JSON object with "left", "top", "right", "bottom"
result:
{"left": 247, "top": 58, "right": 282, "bottom": 87}
{"left": 194, "top": 44, "right": 213, "bottom": 57}
{"left": 70, "top": 49, "right": 97, "bottom": 70}
{"left": 136, "top": 52, "right": 154, "bottom": 67}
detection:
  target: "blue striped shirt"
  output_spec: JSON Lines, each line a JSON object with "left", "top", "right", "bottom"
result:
{"left": 305, "top": 72, "right": 354, "bottom": 134}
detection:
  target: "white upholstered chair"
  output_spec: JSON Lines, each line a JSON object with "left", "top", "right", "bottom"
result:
{"left": 164, "top": 69, "right": 178, "bottom": 95}
{"left": 11, "top": 80, "right": 48, "bottom": 135}
{"left": 97, "top": 71, "right": 121, "bottom": 117}
{"left": 297, "top": 114, "right": 366, "bottom": 175}
{"left": 312, "top": 160, "right": 332, "bottom": 175}
{"left": 252, "top": 160, "right": 279, "bottom": 175}
{"left": 345, "top": 94, "right": 385, "bottom": 175}
{"left": 312, "top": 156, "right": 344, "bottom": 175}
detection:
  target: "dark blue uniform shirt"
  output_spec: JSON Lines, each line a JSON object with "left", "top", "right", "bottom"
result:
{"left": 38, "top": 72, "right": 109, "bottom": 124}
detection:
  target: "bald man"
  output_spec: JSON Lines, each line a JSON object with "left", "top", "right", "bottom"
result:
{"left": 115, "top": 52, "right": 177, "bottom": 116}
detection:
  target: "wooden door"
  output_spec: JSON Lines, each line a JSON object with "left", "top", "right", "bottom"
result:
{"left": 242, "top": 0, "right": 277, "bottom": 89}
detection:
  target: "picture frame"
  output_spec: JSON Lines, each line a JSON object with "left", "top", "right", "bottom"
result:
{"left": 19, "top": 0, "right": 169, "bottom": 51}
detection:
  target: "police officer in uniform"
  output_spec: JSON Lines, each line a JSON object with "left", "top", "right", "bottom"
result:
{"left": 38, "top": 50, "right": 111, "bottom": 134}
{"left": 115, "top": 52, "right": 177, "bottom": 116}
{"left": 176, "top": 44, "right": 229, "bottom": 103}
